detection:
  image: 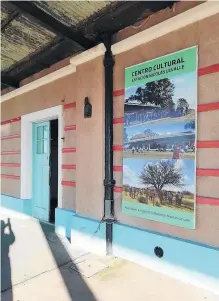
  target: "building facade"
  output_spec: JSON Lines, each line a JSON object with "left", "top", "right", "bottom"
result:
{"left": 1, "top": 2, "right": 219, "bottom": 294}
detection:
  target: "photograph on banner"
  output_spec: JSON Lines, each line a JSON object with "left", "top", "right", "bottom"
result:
{"left": 122, "top": 46, "right": 197, "bottom": 229}
{"left": 124, "top": 71, "right": 196, "bottom": 126}
{"left": 124, "top": 47, "right": 197, "bottom": 127}
{"left": 122, "top": 158, "right": 195, "bottom": 229}
{"left": 123, "top": 120, "right": 195, "bottom": 159}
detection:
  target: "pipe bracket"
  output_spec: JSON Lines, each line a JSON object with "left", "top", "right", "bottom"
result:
{"left": 104, "top": 179, "right": 116, "bottom": 187}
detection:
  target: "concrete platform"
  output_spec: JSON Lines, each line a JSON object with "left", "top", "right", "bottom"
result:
{"left": 1, "top": 208, "right": 218, "bottom": 301}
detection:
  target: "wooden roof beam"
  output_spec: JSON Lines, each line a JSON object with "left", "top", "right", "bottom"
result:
{"left": 1, "top": 76, "right": 19, "bottom": 89}
{"left": 91, "top": 1, "right": 175, "bottom": 34}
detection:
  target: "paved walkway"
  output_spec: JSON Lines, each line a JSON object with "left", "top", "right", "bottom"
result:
{"left": 1, "top": 208, "right": 218, "bottom": 301}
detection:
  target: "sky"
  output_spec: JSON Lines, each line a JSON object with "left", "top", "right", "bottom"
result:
{"left": 123, "top": 158, "right": 195, "bottom": 193}
{"left": 125, "top": 121, "right": 195, "bottom": 140}
{"left": 125, "top": 71, "right": 197, "bottom": 110}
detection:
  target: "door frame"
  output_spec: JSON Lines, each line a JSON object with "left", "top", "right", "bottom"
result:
{"left": 21, "top": 106, "right": 63, "bottom": 208}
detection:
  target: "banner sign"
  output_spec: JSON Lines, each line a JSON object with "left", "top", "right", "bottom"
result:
{"left": 122, "top": 47, "right": 198, "bottom": 229}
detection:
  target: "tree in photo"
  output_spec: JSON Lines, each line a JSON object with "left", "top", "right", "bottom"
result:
{"left": 135, "top": 86, "right": 144, "bottom": 102}
{"left": 177, "top": 98, "right": 189, "bottom": 114}
{"left": 140, "top": 160, "right": 185, "bottom": 205}
{"left": 141, "top": 78, "right": 175, "bottom": 108}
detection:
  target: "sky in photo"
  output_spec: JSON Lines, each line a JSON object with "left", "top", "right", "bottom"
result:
{"left": 123, "top": 158, "right": 195, "bottom": 193}
{"left": 125, "top": 71, "right": 197, "bottom": 110}
{"left": 125, "top": 121, "right": 195, "bottom": 140}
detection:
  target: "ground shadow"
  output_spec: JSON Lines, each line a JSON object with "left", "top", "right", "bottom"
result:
{"left": 39, "top": 221, "right": 97, "bottom": 301}
{"left": 1, "top": 218, "right": 15, "bottom": 301}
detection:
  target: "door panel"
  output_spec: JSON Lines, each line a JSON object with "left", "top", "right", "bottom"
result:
{"left": 32, "top": 121, "right": 50, "bottom": 221}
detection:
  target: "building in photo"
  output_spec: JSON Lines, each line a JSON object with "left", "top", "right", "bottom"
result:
{"left": 124, "top": 121, "right": 195, "bottom": 159}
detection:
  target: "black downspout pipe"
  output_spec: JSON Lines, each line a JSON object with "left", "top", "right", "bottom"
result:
{"left": 103, "top": 34, "right": 116, "bottom": 255}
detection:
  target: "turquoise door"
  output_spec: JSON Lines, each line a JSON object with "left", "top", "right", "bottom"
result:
{"left": 32, "top": 121, "right": 50, "bottom": 222}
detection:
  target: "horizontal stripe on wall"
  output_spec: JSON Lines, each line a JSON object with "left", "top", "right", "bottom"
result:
{"left": 63, "top": 102, "right": 76, "bottom": 110}
{"left": 62, "top": 164, "right": 76, "bottom": 170}
{"left": 113, "top": 166, "right": 123, "bottom": 172}
{"left": 113, "top": 64, "right": 219, "bottom": 97}
{"left": 113, "top": 145, "right": 123, "bottom": 151}
{"left": 198, "top": 64, "right": 219, "bottom": 76}
{"left": 62, "top": 148, "right": 76, "bottom": 153}
{"left": 197, "top": 141, "right": 219, "bottom": 148}
{"left": 1, "top": 134, "right": 20, "bottom": 140}
{"left": 0, "top": 163, "right": 20, "bottom": 167}
{"left": 0, "top": 174, "right": 20, "bottom": 180}
{"left": 113, "top": 89, "right": 125, "bottom": 97}
{"left": 0, "top": 151, "right": 20, "bottom": 155}
{"left": 1, "top": 117, "right": 21, "bottom": 125}
{"left": 61, "top": 180, "right": 76, "bottom": 187}
{"left": 196, "top": 169, "right": 219, "bottom": 177}
{"left": 197, "top": 102, "right": 219, "bottom": 112}
{"left": 114, "top": 186, "right": 123, "bottom": 193}
{"left": 196, "top": 196, "right": 219, "bottom": 206}
{"left": 64, "top": 125, "right": 76, "bottom": 131}
{"left": 113, "top": 117, "right": 124, "bottom": 124}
